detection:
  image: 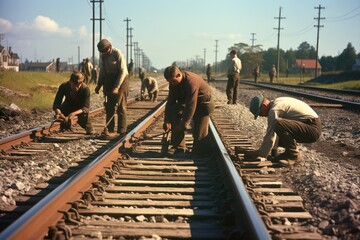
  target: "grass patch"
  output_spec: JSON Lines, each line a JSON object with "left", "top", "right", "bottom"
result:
{"left": 304, "top": 80, "right": 360, "bottom": 90}
{"left": 0, "top": 71, "right": 73, "bottom": 110}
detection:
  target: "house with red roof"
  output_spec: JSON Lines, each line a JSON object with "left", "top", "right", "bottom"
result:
{"left": 294, "top": 59, "right": 322, "bottom": 75}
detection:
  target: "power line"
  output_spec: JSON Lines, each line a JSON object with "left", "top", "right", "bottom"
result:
{"left": 327, "top": 6, "right": 360, "bottom": 21}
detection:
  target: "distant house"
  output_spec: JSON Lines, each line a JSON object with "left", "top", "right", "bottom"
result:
{"left": 294, "top": 59, "right": 322, "bottom": 75}
{"left": 352, "top": 59, "right": 360, "bottom": 71}
{"left": 0, "top": 46, "right": 20, "bottom": 72}
{"left": 22, "top": 61, "right": 56, "bottom": 72}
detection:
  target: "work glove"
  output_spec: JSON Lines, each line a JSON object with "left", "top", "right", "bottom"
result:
{"left": 163, "top": 122, "right": 171, "bottom": 132}
{"left": 95, "top": 85, "right": 101, "bottom": 94}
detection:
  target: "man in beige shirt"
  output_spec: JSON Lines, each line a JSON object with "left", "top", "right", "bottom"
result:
{"left": 226, "top": 50, "right": 242, "bottom": 104}
{"left": 244, "top": 95, "right": 322, "bottom": 167}
{"left": 95, "top": 39, "right": 129, "bottom": 135}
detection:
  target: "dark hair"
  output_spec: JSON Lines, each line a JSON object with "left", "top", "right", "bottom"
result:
{"left": 230, "top": 50, "right": 236, "bottom": 55}
{"left": 70, "top": 71, "right": 84, "bottom": 84}
{"left": 163, "top": 65, "right": 178, "bottom": 79}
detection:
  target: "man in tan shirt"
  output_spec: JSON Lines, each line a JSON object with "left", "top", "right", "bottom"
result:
{"left": 95, "top": 39, "right": 129, "bottom": 135}
{"left": 244, "top": 95, "right": 322, "bottom": 166}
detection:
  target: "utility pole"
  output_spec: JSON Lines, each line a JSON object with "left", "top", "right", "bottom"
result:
{"left": 314, "top": 4, "right": 325, "bottom": 78}
{"left": 90, "top": 0, "right": 104, "bottom": 65}
{"left": 250, "top": 33, "right": 256, "bottom": 48}
{"left": 203, "top": 48, "right": 206, "bottom": 72}
{"left": 133, "top": 42, "right": 138, "bottom": 70}
{"left": 129, "top": 27, "right": 133, "bottom": 65}
{"left": 78, "top": 46, "right": 80, "bottom": 68}
{"left": 274, "top": 7, "right": 285, "bottom": 82}
{"left": 214, "top": 40, "right": 218, "bottom": 75}
{"left": 124, "top": 18, "right": 131, "bottom": 64}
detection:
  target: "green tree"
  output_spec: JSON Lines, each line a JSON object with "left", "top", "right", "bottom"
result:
{"left": 296, "top": 41, "right": 316, "bottom": 59}
{"left": 337, "top": 43, "right": 357, "bottom": 71}
{"left": 320, "top": 56, "right": 337, "bottom": 72}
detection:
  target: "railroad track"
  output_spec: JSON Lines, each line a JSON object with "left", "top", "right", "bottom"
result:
{"left": 1, "top": 92, "right": 327, "bottom": 239}
{"left": 240, "top": 80, "right": 360, "bottom": 110}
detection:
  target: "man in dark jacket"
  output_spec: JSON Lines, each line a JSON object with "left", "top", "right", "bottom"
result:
{"left": 53, "top": 72, "right": 94, "bottom": 134}
{"left": 163, "top": 65, "right": 215, "bottom": 156}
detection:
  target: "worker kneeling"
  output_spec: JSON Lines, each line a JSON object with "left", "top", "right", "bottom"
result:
{"left": 53, "top": 72, "right": 94, "bottom": 135}
{"left": 244, "top": 95, "right": 322, "bottom": 167}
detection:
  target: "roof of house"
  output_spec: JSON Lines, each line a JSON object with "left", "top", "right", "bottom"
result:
{"left": 295, "top": 59, "right": 322, "bottom": 69}
{"left": 23, "top": 62, "right": 54, "bottom": 68}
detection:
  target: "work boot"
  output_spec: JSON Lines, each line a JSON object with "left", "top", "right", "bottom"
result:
{"left": 267, "top": 148, "right": 280, "bottom": 161}
{"left": 271, "top": 147, "right": 300, "bottom": 162}
{"left": 279, "top": 153, "right": 303, "bottom": 167}
{"left": 168, "top": 147, "right": 188, "bottom": 158}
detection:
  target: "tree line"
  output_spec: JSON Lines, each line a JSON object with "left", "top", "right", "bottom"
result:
{"left": 210, "top": 41, "right": 359, "bottom": 78}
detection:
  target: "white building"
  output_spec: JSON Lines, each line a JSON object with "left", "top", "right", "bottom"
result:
{"left": 0, "top": 46, "right": 20, "bottom": 72}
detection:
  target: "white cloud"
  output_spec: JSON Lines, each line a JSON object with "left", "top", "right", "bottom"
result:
{"left": 0, "top": 18, "right": 13, "bottom": 32}
{"left": 78, "top": 25, "right": 88, "bottom": 37}
{"left": 32, "top": 15, "right": 72, "bottom": 37}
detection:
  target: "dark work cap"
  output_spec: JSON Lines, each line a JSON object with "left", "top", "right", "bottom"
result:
{"left": 230, "top": 49, "right": 236, "bottom": 55}
{"left": 70, "top": 72, "right": 84, "bottom": 84}
{"left": 97, "top": 39, "right": 112, "bottom": 52}
{"left": 249, "top": 95, "right": 264, "bottom": 119}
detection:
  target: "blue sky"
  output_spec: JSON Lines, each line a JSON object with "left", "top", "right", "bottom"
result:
{"left": 0, "top": 0, "right": 359, "bottom": 69}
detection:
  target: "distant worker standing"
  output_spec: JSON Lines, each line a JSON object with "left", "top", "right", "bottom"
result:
{"left": 81, "top": 58, "right": 93, "bottom": 84}
{"left": 143, "top": 77, "right": 159, "bottom": 102}
{"left": 253, "top": 66, "right": 260, "bottom": 84}
{"left": 53, "top": 72, "right": 94, "bottom": 135}
{"left": 95, "top": 39, "right": 129, "bottom": 135}
{"left": 226, "top": 50, "right": 242, "bottom": 104}
{"left": 128, "top": 59, "right": 134, "bottom": 77}
{"left": 206, "top": 63, "right": 212, "bottom": 82}
{"left": 269, "top": 64, "right": 276, "bottom": 83}
{"left": 91, "top": 66, "right": 98, "bottom": 85}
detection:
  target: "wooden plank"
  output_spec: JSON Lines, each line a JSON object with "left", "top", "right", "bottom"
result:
{"left": 264, "top": 201, "right": 304, "bottom": 208}
{"left": 114, "top": 174, "right": 207, "bottom": 181}
{"left": 122, "top": 159, "right": 200, "bottom": 165}
{"left": 79, "top": 207, "right": 222, "bottom": 217}
{"left": 124, "top": 165, "right": 206, "bottom": 171}
{"left": 73, "top": 226, "right": 225, "bottom": 239}
{"left": 269, "top": 212, "right": 313, "bottom": 219}
{"left": 111, "top": 179, "right": 212, "bottom": 186}
{"left": 254, "top": 195, "right": 303, "bottom": 201}
{"left": 93, "top": 199, "right": 215, "bottom": 207}
{"left": 253, "top": 188, "right": 294, "bottom": 193}
{"left": 118, "top": 169, "right": 209, "bottom": 177}
{"left": 106, "top": 186, "right": 213, "bottom": 194}
{"left": 102, "top": 193, "right": 213, "bottom": 201}
{"left": 275, "top": 233, "right": 323, "bottom": 240}
{"left": 251, "top": 181, "right": 282, "bottom": 186}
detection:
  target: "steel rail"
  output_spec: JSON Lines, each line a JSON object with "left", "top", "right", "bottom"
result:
{"left": 209, "top": 119, "right": 271, "bottom": 240}
{"left": 0, "top": 98, "right": 140, "bottom": 152}
{"left": 0, "top": 102, "right": 166, "bottom": 240}
{"left": 241, "top": 79, "right": 360, "bottom": 96}
{"left": 242, "top": 81, "right": 360, "bottom": 110}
